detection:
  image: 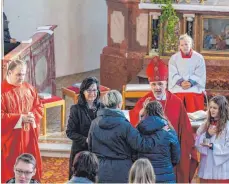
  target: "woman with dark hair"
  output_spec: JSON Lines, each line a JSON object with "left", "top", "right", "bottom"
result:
{"left": 137, "top": 101, "right": 180, "bottom": 183}
{"left": 68, "top": 151, "right": 99, "bottom": 183}
{"left": 66, "top": 77, "right": 102, "bottom": 179}
{"left": 195, "top": 95, "right": 229, "bottom": 183}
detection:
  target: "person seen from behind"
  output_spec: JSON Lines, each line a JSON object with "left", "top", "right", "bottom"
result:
{"left": 137, "top": 101, "right": 180, "bottom": 183}
{"left": 88, "top": 90, "right": 169, "bottom": 183}
{"left": 68, "top": 151, "right": 99, "bottom": 183}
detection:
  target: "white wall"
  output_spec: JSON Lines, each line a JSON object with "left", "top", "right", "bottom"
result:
{"left": 4, "top": 0, "right": 107, "bottom": 77}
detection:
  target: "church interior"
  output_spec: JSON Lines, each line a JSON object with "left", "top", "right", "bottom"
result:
{"left": 1, "top": 0, "right": 229, "bottom": 183}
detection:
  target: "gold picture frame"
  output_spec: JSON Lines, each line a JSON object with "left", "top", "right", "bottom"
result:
{"left": 200, "top": 15, "right": 229, "bottom": 55}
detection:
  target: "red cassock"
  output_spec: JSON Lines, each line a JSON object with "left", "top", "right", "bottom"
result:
{"left": 175, "top": 92, "right": 205, "bottom": 113}
{"left": 129, "top": 91, "right": 198, "bottom": 183}
{"left": 1, "top": 80, "right": 43, "bottom": 183}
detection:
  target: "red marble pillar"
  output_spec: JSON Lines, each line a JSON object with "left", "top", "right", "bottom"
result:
{"left": 100, "top": 0, "right": 149, "bottom": 90}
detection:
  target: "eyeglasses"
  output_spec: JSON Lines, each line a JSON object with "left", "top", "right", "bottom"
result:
{"left": 86, "top": 89, "right": 98, "bottom": 93}
{"left": 15, "top": 169, "right": 33, "bottom": 176}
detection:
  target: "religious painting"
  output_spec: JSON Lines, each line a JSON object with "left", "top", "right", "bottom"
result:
{"left": 201, "top": 16, "right": 229, "bottom": 54}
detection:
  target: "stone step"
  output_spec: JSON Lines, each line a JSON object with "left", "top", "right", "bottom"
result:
{"left": 38, "top": 131, "right": 71, "bottom": 158}
{"left": 39, "top": 142, "right": 71, "bottom": 158}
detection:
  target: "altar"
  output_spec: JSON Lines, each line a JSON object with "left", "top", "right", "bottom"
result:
{"left": 122, "top": 110, "right": 205, "bottom": 131}
{"left": 100, "top": 0, "right": 229, "bottom": 96}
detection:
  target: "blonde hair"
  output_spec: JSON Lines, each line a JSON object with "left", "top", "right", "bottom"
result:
{"left": 102, "top": 90, "right": 122, "bottom": 109}
{"left": 7, "top": 60, "right": 26, "bottom": 75}
{"left": 179, "top": 33, "right": 193, "bottom": 47}
{"left": 129, "top": 158, "right": 156, "bottom": 183}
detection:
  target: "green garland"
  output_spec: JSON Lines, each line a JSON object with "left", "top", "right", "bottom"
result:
{"left": 150, "top": 0, "right": 179, "bottom": 54}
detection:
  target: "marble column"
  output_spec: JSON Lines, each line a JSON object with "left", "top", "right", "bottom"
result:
{"left": 149, "top": 12, "right": 161, "bottom": 54}
{"left": 100, "top": 0, "right": 149, "bottom": 90}
{"left": 183, "top": 14, "right": 195, "bottom": 38}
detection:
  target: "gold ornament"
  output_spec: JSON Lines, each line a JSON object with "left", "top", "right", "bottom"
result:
{"left": 199, "top": 0, "right": 205, "bottom": 4}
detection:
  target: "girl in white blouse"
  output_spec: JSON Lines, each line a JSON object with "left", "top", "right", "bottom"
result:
{"left": 195, "top": 95, "right": 229, "bottom": 183}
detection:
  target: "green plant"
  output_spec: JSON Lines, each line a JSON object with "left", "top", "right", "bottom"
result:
{"left": 151, "top": 0, "right": 179, "bottom": 54}
{"left": 150, "top": 0, "right": 174, "bottom": 4}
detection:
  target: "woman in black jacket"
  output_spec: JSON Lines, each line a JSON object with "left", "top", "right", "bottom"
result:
{"left": 137, "top": 101, "right": 180, "bottom": 183}
{"left": 66, "top": 77, "right": 102, "bottom": 179}
{"left": 88, "top": 90, "right": 168, "bottom": 183}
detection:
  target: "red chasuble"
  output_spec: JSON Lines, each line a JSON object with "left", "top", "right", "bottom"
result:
{"left": 1, "top": 80, "right": 43, "bottom": 183}
{"left": 129, "top": 91, "right": 198, "bottom": 183}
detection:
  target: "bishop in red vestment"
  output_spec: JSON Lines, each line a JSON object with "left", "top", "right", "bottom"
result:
{"left": 1, "top": 60, "right": 43, "bottom": 183}
{"left": 129, "top": 56, "right": 198, "bottom": 183}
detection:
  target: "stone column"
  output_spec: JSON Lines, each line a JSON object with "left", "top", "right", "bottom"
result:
{"left": 149, "top": 12, "right": 161, "bottom": 55}
{"left": 183, "top": 14, "right": 195, "bottom": 38}
{"left": 100, "top": 0, "right": 148, "bottom": 90}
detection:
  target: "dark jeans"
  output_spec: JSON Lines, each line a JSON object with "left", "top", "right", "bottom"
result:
{"left": 4, "top": 41, "right": 20, "bottom": 56}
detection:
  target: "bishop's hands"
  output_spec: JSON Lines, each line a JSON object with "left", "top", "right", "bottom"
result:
{"left": 139, "top": 97, "right": 152, "bottom": 118}
{"left": 143, "top": 97, "right": 152, "bottom": 108}
{"left": 181, "top": 81, "right": 192, "bottom": 90}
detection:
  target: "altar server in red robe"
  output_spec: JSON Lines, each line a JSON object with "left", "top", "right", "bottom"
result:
{"left": 168, "top": 34, "right": 206, "bottom": 112}
{"left": 129, "top": 56, "right": 198, "bottom": 183}
{"left": 1, "top": 60, "right": 43, "bottom": 183}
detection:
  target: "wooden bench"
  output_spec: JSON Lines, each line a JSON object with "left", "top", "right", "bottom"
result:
{"left": 62, "top": 84, "right": 110, "bottom": 104}
{"left": 122, "top": 84, "right": 151, "bottom": 109}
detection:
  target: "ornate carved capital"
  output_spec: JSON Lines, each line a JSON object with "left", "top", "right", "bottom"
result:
{"left": 149, "top": 12, "right": 161, "bottom": 20}
{"left": 183, "top": 14, "right": 195, "bottom": 22}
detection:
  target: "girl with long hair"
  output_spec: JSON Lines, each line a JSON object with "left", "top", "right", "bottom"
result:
{"left": 195, "top": 95, "right": 229, "bottom": 183}
{"left": 137, "top": 101, "right": 180, "bottom": 183}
